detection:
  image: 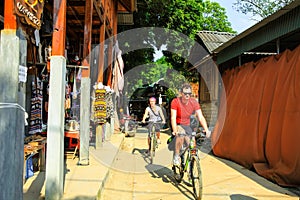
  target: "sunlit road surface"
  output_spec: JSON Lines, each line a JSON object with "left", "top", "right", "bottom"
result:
{"left": 100, "top": 127, "right": 299, "bottom": 200}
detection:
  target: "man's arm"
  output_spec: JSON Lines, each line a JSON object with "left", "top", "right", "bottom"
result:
{"left": 171, "top": 108, "right": 177, "bottom": 135}
{"left": 195, "top": 109, "right": 211, "bottom": 137}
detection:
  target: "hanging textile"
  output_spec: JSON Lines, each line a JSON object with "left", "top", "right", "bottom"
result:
{"left": 29, "top": 77, "right": 43, "bottom": 134}
{"left": 111, "top": 41, "right": 124, "bottom": 97}
{"left": 93, "top": 87, "right": 114, "bottom": 124}
{"left": 94, "top": 89, "right": 107, "bottom": 124}
{"left": 73, "top": 69, "right": 77, "bottom": 99}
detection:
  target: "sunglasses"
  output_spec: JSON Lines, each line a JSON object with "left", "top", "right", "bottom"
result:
{"left": 183, "top": 92, "right": 192, "bottom": 96}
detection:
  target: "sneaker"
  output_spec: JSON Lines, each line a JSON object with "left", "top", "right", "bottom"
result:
{"left": 157, "top": 139, "right": 161, "bottom": 144}
{"left": 173, "top": 155, "right": 180, "bottom": 166}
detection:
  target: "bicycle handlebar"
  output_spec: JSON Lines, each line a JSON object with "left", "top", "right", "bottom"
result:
{"left": 175, "top": 132, "right": 208, "bottom": 142}
{"left": 139, "top": 121, "right": 165, "bottom": 125}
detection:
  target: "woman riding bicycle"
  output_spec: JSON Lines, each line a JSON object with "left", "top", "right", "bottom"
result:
{"left": 142, "top": 97, "right": 166, "bottom": 154}
{"left": 170, "top": 83, "right": 211, "bottom": 166}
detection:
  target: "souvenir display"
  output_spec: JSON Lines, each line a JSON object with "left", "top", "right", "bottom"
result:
{"left": 93, "top": 86, "right": 114, "bottom": 124}
{"left": 94, "top": 89, "right": 107, "bottom": 124}
{"left": 29, "top": 78, "right": 43, "bottom": 134}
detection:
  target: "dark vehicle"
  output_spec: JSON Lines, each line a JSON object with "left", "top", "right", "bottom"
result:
{"left": 129, "top": 84, "right": 170, "bottom": 121}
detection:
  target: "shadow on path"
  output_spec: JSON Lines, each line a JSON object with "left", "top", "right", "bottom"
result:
{"left": 145, "top": 163, "right": 195, "bottom": 200}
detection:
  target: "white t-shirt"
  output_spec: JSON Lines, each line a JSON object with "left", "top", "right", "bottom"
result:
{"left": 146, "top": 105, "right": 162, "bottom": 122}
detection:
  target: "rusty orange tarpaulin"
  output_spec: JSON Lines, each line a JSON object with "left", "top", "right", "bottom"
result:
{"left": 212, "top": 44, "right": 300, "bottom": 187}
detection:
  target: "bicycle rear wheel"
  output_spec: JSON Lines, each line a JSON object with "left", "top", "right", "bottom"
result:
{"left": 190, "top": 156, "right": 202, "bottom": 200}
{"left": 150, "top": 125, "right": 156, "bottom": 164}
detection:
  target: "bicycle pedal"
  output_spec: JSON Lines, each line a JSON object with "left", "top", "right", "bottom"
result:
{"left": 187, "top": 179, "right": 193, "bottom": 186}
{"left": 175, "top": 174, "right": 181, "bottom": 180}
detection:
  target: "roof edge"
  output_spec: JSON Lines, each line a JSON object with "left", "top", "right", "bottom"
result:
{"left": 214, "top": 0, "right": 300, "bottom": 54}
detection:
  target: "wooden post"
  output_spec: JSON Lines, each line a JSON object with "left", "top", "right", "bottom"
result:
{"left": 97, "top": 24, "right": 105, "bottom": 83}
{"left": 95, "top": 1, "right": 107, "bottom": 148}
{"left": 45, "top": 0, "right": 67, "bottom": 199}
{"left": 4, "top": 1, "right": 17, "bottom": 29}
{"left": 97, "top": 0, "right": 106, "bottom": 83}
{"left": 52, "top": 0, "right": 66, "bottom": 56}
{"left": 82, "top": 0, "right": 92, "bottom": 78}
{"left": 106, "top": 0, "right": 118, "bottom": 87}
{"left": 79, "top": 0, "right": 93, "bottom": 165}
{"left": 106, "top": 38, "right": 113, "bottom": 86}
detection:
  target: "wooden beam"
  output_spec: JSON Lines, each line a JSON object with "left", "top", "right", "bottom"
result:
{"left": 106, "top": 38, "right": 113, "bottom": 86}
{"left": 52, "top": 0, "right": 67, "bottom": 56}
{"left": 66, "top": 1, "right": 85, "bottom": 6}
{"left": 4, "top": 1, "right": 17, "bottom": 29}
{"left": 105, "top": 0, "right": 118, "bottom": 86}
{"left": 67, "top": 4, "right": 84, "bottom": 29}
{"left": 118, "top": 0, "right": 134, "bottom": 12}
{"left": 97, "top": 24, "right": 105, "bottom": 83}
{"left": 82, "top": 0, "right": 93, "bottom": 77}
{"left": 97, "top": 2, "right": 106, "bottom": 83}
{"left": 113, "top": 0, "right": 118, "bottom": 36}
{"left": 93, "top": 0, "right": 104, "bottom": 23}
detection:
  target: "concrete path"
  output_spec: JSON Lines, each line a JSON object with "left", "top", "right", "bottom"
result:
{"left": 100, "top": 130, "right": 300, "bottom": 200}
{"left": 23, "top": 130, "right": 299, "bottom": 200}
{"left": 23, "top": 132, "right": 124, "bottom": 200}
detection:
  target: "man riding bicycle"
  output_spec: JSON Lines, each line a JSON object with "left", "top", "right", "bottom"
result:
{"left": 171, "top": 83, "right": 211, "bottom": 166}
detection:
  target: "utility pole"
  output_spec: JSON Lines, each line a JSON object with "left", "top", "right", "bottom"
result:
{"left": 0, "top": 1, "right": 25, "bottom": 199}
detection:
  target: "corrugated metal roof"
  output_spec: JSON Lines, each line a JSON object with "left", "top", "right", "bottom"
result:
{"left": 214, "top": 0, "right": 300, "bottom": 65}
{"left": 197, "top": 31, "right": 236, "bottom": 53}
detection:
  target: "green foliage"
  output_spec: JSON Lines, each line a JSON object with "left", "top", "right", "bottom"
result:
{"left": 122, "top": 49, "right": 154, "bottom": 74}
{"left": 124, "top": 56, "right": 173, "bottom": 96}
{"left": 120, "top": 0, "right": 235, "bottom": 54}
{"left": 233, "top": 0, "right": 294, "bottom": 18}
{"left": 163, "top": 67, "right": 187, "bottom": 94}
{"left": 118, "top": 0, "right": 235, "bottom": 95}
{"left": 165, "top": 88, "right": 177, "bottom": 101}
{"left": 129, "top": 0, "right": 235, "bottom": 39}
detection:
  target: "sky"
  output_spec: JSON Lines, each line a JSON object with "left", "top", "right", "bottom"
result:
{"left": 153, "top": 0, "right": 261, "bottom": 60}
{"left": 212, "top": 0, "right": 262, "bottom": 33}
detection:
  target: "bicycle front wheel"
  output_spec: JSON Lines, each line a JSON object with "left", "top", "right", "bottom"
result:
{"left": 190, "top": 156, "right": 202, "bottom": 200}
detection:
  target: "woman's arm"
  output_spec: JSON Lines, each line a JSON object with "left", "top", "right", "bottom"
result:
{"left": 159, "top": 108, "right": 165, "bottom": 123}
{"left": 142, "top": 108, "right": 149, "bottom": 123}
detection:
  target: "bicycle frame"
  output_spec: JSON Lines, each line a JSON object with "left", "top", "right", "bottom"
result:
{"left": 147, "top": 121, "right": 162, "bottom": 164}
{"left": 179, "top": 133, "right": 198, "bottom": 171}
{"left": 173, "top": 132, "right": 203, "bottom": 200}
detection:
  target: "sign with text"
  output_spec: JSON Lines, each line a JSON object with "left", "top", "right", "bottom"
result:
{"left": 14, "top": 0, "right": 45, "bottom": 30}
{"left": 19, "top": 65, "right": 27, "bottom": 83}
